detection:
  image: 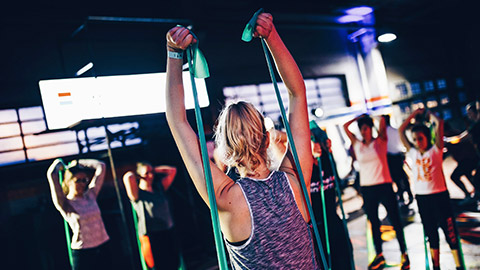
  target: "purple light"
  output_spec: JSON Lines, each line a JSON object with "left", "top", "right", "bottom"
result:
{"left": 337, "top": 15, "right": 364, "bottom": 23}
{"left": 345, "top": 6, "right": 373, "bottom": 16}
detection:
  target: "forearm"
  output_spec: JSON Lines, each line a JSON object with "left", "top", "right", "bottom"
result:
{"left": 343, "top": 118, "right": 357, "bottom": 142}
{"left": 265, "top": 30, "right": 305, "bottom": 98}
{"left": 79, "top": 159, "right": 106, "bottom": 193}
{"left": 165, "top": 56, "right": 187, "bottom": 125}
{"left": 399, "top": 117, "right": 413, "bottom": 149}
{"left": 46, "top": 159, "right": 67, "bottom": 209}
{"left": 123, "top": 172, "right": 139, "bottom": 201}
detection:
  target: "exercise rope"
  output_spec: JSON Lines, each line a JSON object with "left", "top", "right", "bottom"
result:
{"left": 183, "top": 29, "right": 229, "bottom": 270}
{"left": 242, "top": 8, "right": 328, "bottom": 270}
{"left": 423, "top": 227, "right": 431, "bottom": 270}
{"left": 310, "top": 120, "right": 355, "bottom": 269}
{"left": 457, "top": 232, "right": 466, "bottom": 269}
{"left": 328, "top": 152, "right": 356, "bottom": 270}
{"left": 57, "top": 158, "right": 74, "bottom": 270}
{"left": 131, "top": 204, "right": 149, "bottom": 270}
{"left": 316, "top": 156, "right": 332, "bottom": 270}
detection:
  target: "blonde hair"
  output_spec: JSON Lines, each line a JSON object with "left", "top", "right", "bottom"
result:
{"left": 214, "top": 101, "right": 270, "bottom": 176}
{"left": 61, "top": 169, "right": 74, "bottom": 195}
{"left": 61, "top": 167, "right": 89, "bottom": 195}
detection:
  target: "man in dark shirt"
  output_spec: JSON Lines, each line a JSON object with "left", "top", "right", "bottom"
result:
{"left": 465, "top": 102, "right": 480, "bottom": 204}
{"left": 467, "top": 102, "right": 480, "bottom": 151}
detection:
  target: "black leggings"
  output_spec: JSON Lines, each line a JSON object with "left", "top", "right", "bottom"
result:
{"left": 71, "top": 241, "right": 111, "bottom": 270}
{"left": 314, "top": 189, "right": 354, "bottom": 270}
{"left": 149, "top": 228, "right": 180, "bottom": 270}
{"left": 361, "top": 183, "right": 407, "bottom": 254}
{"left": 416, "top": 191, "right": 459, "bottom": 250}
{"left": 387, "top": 153, "right": 413, "bottom": 201}
{"left": 450, "top": 157, "right": 477, "bottom": 196}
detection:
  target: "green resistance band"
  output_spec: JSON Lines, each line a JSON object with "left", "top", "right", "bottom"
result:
{"left": 310, "top": 109, "right": 355, "bottom": 269}
{"left": 131, "top": 204, "right": 149, "bottom": 270}
{"left": 423, "top": 227, "right": 430, "bottom": 270}
{"left": 242, "top": 9, "right": 328, "bottom": 270}
{"left": 366, "top": 220, "right": 375, "bottom": 264}
{"left": 57, "top": 159, "right": 74, "bottom": 269}
{"left": 131, "top": 203, "right": 185, "bottom": 270}
{"left": 327, "top": 153, "right": 355, "bottom": 270}
{"left": 456, "top": 226, "right": 466, "bottom": 269}
{"left": 183, "top": 29, "right": 228, "bottom": 270}
{"left": 316, "top": 156, "right": 332, "bottom": 270}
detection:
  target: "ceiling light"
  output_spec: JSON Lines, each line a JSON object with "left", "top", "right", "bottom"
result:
{"left": 337, "top": 15, "right": 364, "bottom": 23}
{"left": 75, "top": 62, "right": 94, "bottom": 76}
{"left": 378, "top": 33, "right": 397, "bottom": 43}
{"left": 314, "top": 108, "right": 324, "bottom": 118}
{"left": 345, "top": 6, "right": 373, "bottom": 16}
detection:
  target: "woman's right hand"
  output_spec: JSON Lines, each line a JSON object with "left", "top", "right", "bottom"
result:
{"left": 166, "top": 26, "right": 197, "bottom": 51}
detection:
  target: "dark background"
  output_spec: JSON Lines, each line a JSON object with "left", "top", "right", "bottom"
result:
{"left": 1, "top": 0, "right": 478, "bottom": 269}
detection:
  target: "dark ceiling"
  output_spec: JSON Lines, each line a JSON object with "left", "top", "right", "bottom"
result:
{"left": 3, "top": 0, "right": 474, "bottom": 36}
{"left": 1, "top": 0, "right": 477, "bottom": 109}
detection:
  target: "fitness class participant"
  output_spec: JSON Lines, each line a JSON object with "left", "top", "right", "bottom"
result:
{"left": 165, "top": 12, "right": 319, "bottom": 269}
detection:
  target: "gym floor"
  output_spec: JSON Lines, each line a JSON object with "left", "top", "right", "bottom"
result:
{"left": 345, "top": 156, "right": 480, "bottom": 269}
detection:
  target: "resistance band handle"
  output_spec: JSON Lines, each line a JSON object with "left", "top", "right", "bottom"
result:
{"left": 317, "top": 157, "right": 332, "bottom": 270}
{"left": 259, "top": 38, "right": 328, "bottom": 270}
{"left": 186, "top": 45, "right": 228, "bottom": 270}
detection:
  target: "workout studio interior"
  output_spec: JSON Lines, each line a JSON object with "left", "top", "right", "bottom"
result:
{"left": 2, "top": 1, "right": 480, "bottom": 269}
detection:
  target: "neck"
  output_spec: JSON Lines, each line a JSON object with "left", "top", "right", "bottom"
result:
{"left": 245, "top": 163, "right": 271, "bottom": 179}
{"left": 67, "top": 191, "right": 83, "bottom": 199}
{"left": 364, "top": 137, "right": 373, "bottom": 144}
{"left": 139, "top": 180, "right": 153, "bottom": 192}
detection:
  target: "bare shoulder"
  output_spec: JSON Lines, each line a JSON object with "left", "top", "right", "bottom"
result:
{"left": 217, "top": 180, "right": 247, "bottom": 212}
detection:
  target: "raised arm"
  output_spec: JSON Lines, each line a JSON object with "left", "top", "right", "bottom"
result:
{"left": 46, "top": 158, "right": 68, "bottom": 213}
{"left": 154, "top": 165, "right": 177, "bottom": 191}
{"left": 428, "top": 111, "right": 444, "bottom": 149}
{"left": 165, "top": 26, "right": 235, "bottom": 210}
{"left": 343, "top": 116, "right": 360, "bottom": 144}
{"left": 255, "top": 13, "right": 312, "bottom": 184}
{"left": 74, "top": 159, "right": 106, "bottom": 197}
{"left": 123, "top": 171, "right": 139, "bottom": 201}
{"left": 399, "top": 109, "right": 424, "bottom": 151}
{"left": 377, "top": 115, "right": 387, "bottom": 141}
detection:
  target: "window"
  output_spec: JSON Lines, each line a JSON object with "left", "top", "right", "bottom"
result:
{"left": 0, "top": 106, "right": 142, "bottom": 167}
{"left": 424, "top": 81, "right": 435, "bottom": 92}
{"left": 395, "top": 83, "right": 409, "bottom": 99}
{"left": 223, "top": 76, "right": 349, "bottom": 122}
{"left": 436, "top": 79, "right": 447, "bottom": 90}
{"left": 410, "top": 83, "right": 421, "bottom": 95}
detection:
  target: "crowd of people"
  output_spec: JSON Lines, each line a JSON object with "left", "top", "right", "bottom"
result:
{"left": 44, "top": 11, "right": 480, "bottom": 270}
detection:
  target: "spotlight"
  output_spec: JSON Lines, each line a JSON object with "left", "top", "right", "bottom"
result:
{"left": 76, "top": 62, "right": 94, "bottom": 76}
{"left": 337, "top": 15, "right": 364, "bottom": 24}
{"left": 345, "top": 6, "right": 373, "bottom": 16}
{"left": 378, "top": 33, "right": 397, "bottom": 43}
{"left": 313, "top": 108, "right": 324, "bottom": 118}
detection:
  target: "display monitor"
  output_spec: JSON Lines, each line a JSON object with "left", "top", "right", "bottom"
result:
{"left": 39, "top": 71, "right": 209, "bottom": 130}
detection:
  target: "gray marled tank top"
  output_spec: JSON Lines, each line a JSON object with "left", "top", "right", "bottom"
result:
{"left": 225, "top": 171, "right": 319, "bottom": 270}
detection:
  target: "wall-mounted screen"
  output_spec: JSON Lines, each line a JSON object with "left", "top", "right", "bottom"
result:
{"left": 39, "top": 71, "right": 209, "bottom": 130}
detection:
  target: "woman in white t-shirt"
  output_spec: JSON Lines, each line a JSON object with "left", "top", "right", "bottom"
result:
{"left": 47, "top": 158, "right": 111, "bottom": 270}
{"left": 399, "top": 109, "right": 465, "bottom": 270}
{"left": 344, "top": 114, "right": 409, "bottom": 270}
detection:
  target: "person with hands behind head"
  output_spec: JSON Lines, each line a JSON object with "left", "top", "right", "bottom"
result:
{"left": 310, "top": 125, "right": 354, "bottom": 270}
{"left": 399, "top": 109, "right": 465, "bottom": 270}
{"left": 123, "top": 162, "right": 178, "bottom": 270}
{"left": 165, "top": 12, "right": 319, "bottom": 269}
{"left": 344, "top": 114, "right": 409, "bottom": 270}
{"left": 46, "top": 158, "right": 110, "bottom": 270}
